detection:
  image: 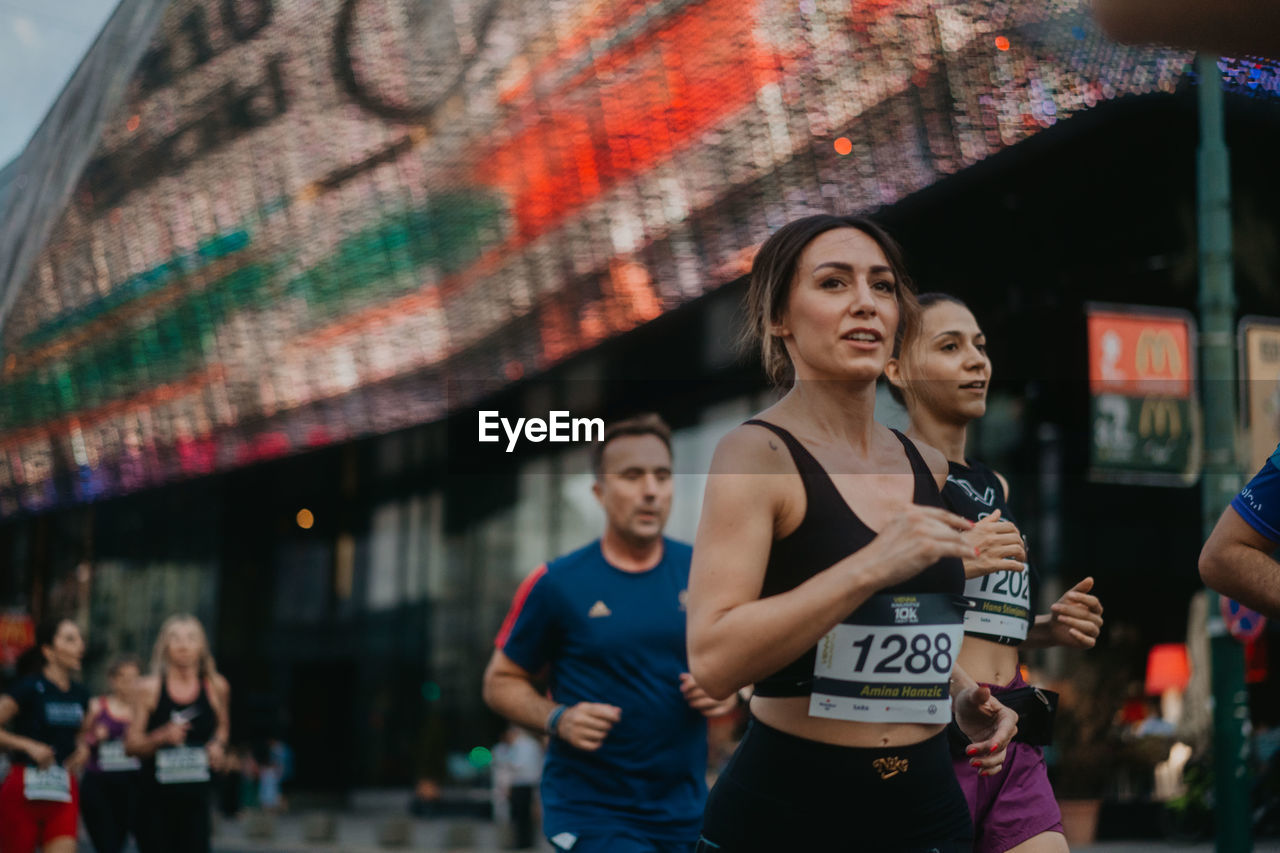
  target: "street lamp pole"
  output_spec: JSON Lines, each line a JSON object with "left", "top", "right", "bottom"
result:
{"left": 1196, "top": 51, "right": 1252, "bottom": 853}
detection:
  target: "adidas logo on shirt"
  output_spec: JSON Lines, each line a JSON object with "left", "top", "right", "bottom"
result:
{"left": 588, "top": 601, "right": 612, "bottom": 618}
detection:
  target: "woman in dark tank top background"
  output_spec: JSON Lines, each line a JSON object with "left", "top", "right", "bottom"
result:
{"left": 687, "top": 215, "right": 1019, "bottom": 851}
{"left": 126, "top": 614, "right": 230, "bottom": 853}
{"left": 886, "top": 293, "right": 1104, "bottom": 853}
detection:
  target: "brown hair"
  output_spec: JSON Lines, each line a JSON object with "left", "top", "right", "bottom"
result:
{"left": 592, "top": 413, "right": 672, "bottom": 479}
{"left": 887, "top": 292, "right": 971, "bottom": 407}
{"left": 741, "top": 215, "right": 919, "bottom": 386}
{"left": 107, "top": 653, "right": 142, "bottom": 679}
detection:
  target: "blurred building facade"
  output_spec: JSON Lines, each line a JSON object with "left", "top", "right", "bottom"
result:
{"left": 1, "top": 0, "right": 1280, "bottom": 791}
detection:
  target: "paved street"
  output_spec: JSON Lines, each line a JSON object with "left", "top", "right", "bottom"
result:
{"left": 198, "top": 812, "right": 1280, "bottom": 853}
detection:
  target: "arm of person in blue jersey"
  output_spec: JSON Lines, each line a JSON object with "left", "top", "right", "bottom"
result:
{"left": 1200, "top": 449, "right": 1280, "bottom": 616}
{"left": 482, "top": 566, "right": 622, "bottom": 752}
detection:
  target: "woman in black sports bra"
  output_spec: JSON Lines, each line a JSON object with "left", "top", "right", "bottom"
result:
{"left": 687, "top": 215, "right": 1017, "bottom": 852}
{"left": 126, "top": 614, "right": 230, "bottom": 853}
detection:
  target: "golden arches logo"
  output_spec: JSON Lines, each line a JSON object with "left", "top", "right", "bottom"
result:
{"left": 1135, "top": 329, "right": 1183, "bottom": 379}
{"left": 1139, "top": 397, "right": 1182, "bottom": 439}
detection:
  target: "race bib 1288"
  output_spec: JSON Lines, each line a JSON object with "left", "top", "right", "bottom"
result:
{"left": 810, "top": 593, "right": 964, "bottom": 724}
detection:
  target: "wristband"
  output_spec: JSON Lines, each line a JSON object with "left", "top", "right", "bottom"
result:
{"left": 546, "top": 704, "right": 567, "bottom": 738}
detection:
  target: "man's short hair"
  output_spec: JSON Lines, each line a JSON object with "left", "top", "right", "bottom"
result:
{"left": 592, "top": 413, "right": 673, "bottom": 478}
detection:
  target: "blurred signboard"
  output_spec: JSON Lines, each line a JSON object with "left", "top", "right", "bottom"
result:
{"left": 1240, "top": 316, "right": 1280, "bottom": 474}
{"left": 0, "top": 611, "right": 34, "bottom": 669}
{"left": 0, "top": 0, "right": 1219, "bottom": 514}
{"left": 1088, "top": 304, "right": 1199, "bottom": 485}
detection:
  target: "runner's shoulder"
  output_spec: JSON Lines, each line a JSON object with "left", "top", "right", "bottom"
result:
{"left": 136, "top": 675, "right": 163, "bottom": 708}
{"left": 714, "top": 421, "right": 799, "bottom": 478}
{"left": 904, "top": 434, "right": 950, "bottom": 490}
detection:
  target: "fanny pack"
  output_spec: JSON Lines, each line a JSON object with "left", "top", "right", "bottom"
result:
{"left": 948, "top": 685, "right": 1059, "bottom": 757}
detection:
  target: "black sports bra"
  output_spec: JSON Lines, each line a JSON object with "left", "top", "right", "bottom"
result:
{"left": 746, "top": 420, "right": 966, "bottom": 698}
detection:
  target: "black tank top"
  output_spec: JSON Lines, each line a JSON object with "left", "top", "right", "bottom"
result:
{"left": 747, "top": 420, "right": 965, "bottom": 697}
{"left": 146, "top": 677, "right": 217, "bottom": 747}
{"left": 942, "top": 459, "right": 1039, "bottom": 645}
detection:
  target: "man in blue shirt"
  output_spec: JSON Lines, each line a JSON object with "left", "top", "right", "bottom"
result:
{"left": 482, "top": 414, "right": 735, "bottom": 852}
{"left": 1201, "top": 443, "right": 1280, "bottom": 615}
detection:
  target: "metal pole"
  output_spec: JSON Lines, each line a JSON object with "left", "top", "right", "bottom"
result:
{"left": 1196, "top": 52, "right": 1251, "bottom": 853}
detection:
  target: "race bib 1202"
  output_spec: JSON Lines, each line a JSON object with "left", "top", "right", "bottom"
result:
{"left": 962, "top": 565, "right": 1031, "bottom": 642}
{"left": 810, "top": 593, "right": 964, "bottom": 724}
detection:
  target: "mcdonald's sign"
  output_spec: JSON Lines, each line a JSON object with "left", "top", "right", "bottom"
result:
{"left": 0, "top": 611, "right": 34, "bottom": 668}
{"left": 1088, "top": 304, "right": 1198, "bottom": 486}
{"left": 1139, "top": 397, "right": 1183, "bottom": 440}
{"left": 1088, "top": 307, "right": 1193, "bottom": 398}
{"left": 1136, "top": 329, "right": 1184, "bottom": 382}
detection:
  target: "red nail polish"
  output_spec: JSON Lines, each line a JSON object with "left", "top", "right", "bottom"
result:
{"left": 970, "top": 760, "right": 981, "bottom": 767}
{"left": 990, "top": 744, "right": 999, "bottom": 753}
{"left": 966, "top": 747, "right": 978, "bottom": 756}
{"left": 974, "top": 547, "right": 981, "bottom": 557}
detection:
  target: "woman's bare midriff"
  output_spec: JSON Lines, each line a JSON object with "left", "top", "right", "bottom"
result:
{"left": 956, "top": 635, "right": 1020, "bottom": 688}
{"left": 749, "top": 695, "right": 945, "bottom": 747}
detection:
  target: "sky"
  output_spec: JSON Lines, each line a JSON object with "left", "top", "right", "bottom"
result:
{"left": 0, "top": 0, "right": 123, "bottom": 167}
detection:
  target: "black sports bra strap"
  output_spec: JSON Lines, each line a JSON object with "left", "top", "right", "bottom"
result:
{"left": 743, "top": 418, "right": 850, "bottom": 510}
{"left": 743, "top": 419, "right": 824, "bottom": 474}
{"left": 889, "top": 429, "right": 936, "bottom": 504}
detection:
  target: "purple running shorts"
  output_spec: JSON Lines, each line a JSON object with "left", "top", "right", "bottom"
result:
{"left": 953, "top": 671, "right": 1065, "bottom": 853}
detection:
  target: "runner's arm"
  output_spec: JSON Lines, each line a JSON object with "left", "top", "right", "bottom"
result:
{"left": 65, "top": 696, "right": 97, "bottom": 773}
{"left": 209, "top": 674, "right": 231, "bottom": 747}
{"left": 482, "top": 649, "right": 559, "bottom": 735}
{"left": 0, "top": 694, "right": 46, "bottom": 761}
{"left": 80, "top": 697, "right": 102, "bottom": 747}
{"left": 687, "top": 428, "right": 883, "bottom": 699}
{"left": 687, "top": 427, "right": 971, "bottom": 700}
{"left": 207, "top": 674, "right": 231, "bottom": 769}
{"left": 1200, "top": 506, "right": 1280, "bottom": 617}
{"left": 124, "top": 677, "right": 165, "bottom": 758}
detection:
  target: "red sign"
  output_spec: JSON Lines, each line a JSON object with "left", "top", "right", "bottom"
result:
{"left": 1088, "top": 310, "right": 1193, "bottom": 398}
{"left": 0, "top": 612, "right": 34, "bottom": 668}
